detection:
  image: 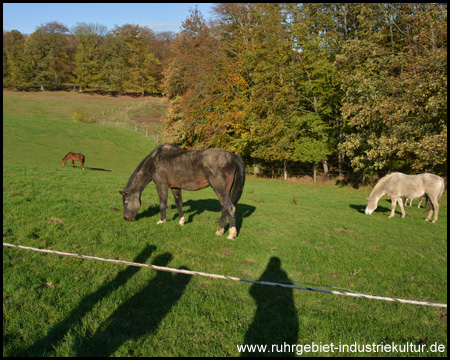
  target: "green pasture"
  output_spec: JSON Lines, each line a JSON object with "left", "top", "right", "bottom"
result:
{"left": 3, "top": 92, "right": 447, "bottom": 357}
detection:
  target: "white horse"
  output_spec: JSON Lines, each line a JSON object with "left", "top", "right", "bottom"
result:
{"left": 365, "top": 173, "right": 445, "bottom": 223}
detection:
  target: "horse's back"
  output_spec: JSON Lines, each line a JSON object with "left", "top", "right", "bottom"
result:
{"left": 389, "top": 172, "right": 443, "bottom": 198}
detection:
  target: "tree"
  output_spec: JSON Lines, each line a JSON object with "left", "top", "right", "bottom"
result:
{"left": 72, "top": 23, "right": 106, "bottom": 91}
{"left": 336, "top": 4, "right": 447, "bottom": 173}
{"left": 99, "top": 34, "right": 129, "bottom": 93}
{"left": 3, "top": 30, "right": 33, "bottom": 88}
{"left": 109, "top": 24, "right": 160, "bottom": 94}
{"left": 27, "top": 22, "right": 72, "bottom": 88}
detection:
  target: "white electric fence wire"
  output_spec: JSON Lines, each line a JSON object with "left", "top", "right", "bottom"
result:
{"left": 3, "top": 243, "right": 447, "bottom": 308}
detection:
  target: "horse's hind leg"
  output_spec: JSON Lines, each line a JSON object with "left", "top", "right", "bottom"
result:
{"left": 171, "top": 188, "right": 185, "bottom": 225}
{"left": 216, "top": 209, "right": 228, "bottom": 236}
{"left": 215, "top": 194, "right": 237, "bottom": 239}
{"left": 425, "top": 196, "right": 439, "bottom": 223}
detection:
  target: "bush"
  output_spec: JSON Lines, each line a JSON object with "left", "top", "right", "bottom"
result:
{"left": 72, "top": 109, "right": 94, "bottom": 123}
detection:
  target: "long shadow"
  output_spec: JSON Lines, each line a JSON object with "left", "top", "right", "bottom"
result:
{"left": 84, "top": 166, "right": 112, "bottom": 172}
{"left": 15, "top": 245, "right": 156, "bottom": 357}
{"left": 181, "top": 199, "right": 255, "bottom": 233}
{"left": 136, "top": 204, "right": 161, "bottom": 221}
{"left": 350, "top": 204, "right": 391, "bottom": 214}
{"left": 74, "top": 253, "right": 192, "bottom": 357}
{"left": 242, "top": 257, "right": 299, "bottom": 357}
{"left": 135, "top": 198, "right": 255, "bottom": 234}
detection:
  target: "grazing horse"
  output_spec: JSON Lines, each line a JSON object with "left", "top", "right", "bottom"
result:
{"left": 62, "top": 152, "right": 85, "bottom": 170}
{"left": 119, "top": 143, "right": 246, "bottom": 239}
{"left": 404, "top": 195, "right": 429, "bottom": 208}
{"left": 365, "top": 172, "right": 445, "bottom": 223}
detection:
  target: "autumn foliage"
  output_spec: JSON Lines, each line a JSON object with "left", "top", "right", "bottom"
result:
{"left": 3, "top": 4, "right": 447, "bottom": 176}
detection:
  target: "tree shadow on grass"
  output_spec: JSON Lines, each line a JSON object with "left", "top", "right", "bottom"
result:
{"left": 15, "top": 244, "right": 156, "bottom": 357}
{"left": 242, "top": 257, "right": 299, "bottom": 357}
{"left": 74, "top": 253, "right": 191, "bottom": 357}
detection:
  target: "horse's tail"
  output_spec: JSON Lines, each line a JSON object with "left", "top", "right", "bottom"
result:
{"left": 437, "top": 177, "right": 445, "bottom": 201}
{"left": 426, "top": 176, "right": 445, "bottom": 211}
{"left": 82, "top": 154, "right": 85, "bottom": 163}
{"left": 231, "top": 155, "right": 246, "bottom": 205}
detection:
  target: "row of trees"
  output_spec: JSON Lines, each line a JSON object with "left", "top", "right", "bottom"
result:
{"left": 3, "top": 22, "right": 173, "bottom": 93}
{"left": 162, "top": 3, "right": 447, "bottom": 177}
{"left": 3, "top": 3, "right": 447, "bottom": 177}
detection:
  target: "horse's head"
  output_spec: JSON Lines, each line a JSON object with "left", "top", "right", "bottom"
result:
{"left": 119, "top": 189, "right": 141, "bottom": 221}
{"left": 365, "top": 197, "right": 377, "bottom": 215}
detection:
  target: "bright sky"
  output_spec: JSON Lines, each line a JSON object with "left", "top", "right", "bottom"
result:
{"left": 3, "top": 3, "right": 214, "bottom": 35}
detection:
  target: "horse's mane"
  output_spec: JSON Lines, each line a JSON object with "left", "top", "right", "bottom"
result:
{"left": 125, "top": 144, "right": 185, "bottom": 189}
{"left": 62, "top": 152, "right": 71, "bottom": 161}
{"left": 374, "top": 173, "right": 395, "bottom": 188}
{"left": 125, "top": 153, "right": 152, "bottom": 188}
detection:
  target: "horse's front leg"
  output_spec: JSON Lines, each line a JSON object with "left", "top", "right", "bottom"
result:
{"left": 171, "top": 188, "right": 185, "bottom": 225}
{"left": 156, "top": 184, "right": 169, "bottom": 224}
{"left": 388, "top": 197, "right": 398, "bottom": 218}
{"left": 71, "top": 160, "right": 75, "bottom": 167}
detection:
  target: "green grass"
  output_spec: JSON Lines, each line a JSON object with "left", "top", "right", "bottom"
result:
{"left": 3, "top": 91, "right": 447, "bottom": 357}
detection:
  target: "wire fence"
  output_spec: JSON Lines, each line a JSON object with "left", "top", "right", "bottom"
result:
{"left": 3, "top": 243, "right": 447, "bottom": 308}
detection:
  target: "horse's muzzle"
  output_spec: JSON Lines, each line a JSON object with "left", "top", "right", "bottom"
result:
{"left": 123, "top": 215, "right": 135, "bottom": 221}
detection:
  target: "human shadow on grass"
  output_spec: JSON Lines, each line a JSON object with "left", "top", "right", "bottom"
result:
{"left": 15, "top": 244, "right": 156, "bottom": 357}
{"left": 242, "top": 257, "right": 299, "bottom": 357}
{"left": 74, "top": 253, "right": 192, "bottom": 357}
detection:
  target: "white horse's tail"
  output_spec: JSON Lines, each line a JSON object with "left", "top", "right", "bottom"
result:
{"left": 437, "top": 177, "right": 445, "bottom": 201}
{"left": 428, "top": 177, "right": 445, "bottom": 211}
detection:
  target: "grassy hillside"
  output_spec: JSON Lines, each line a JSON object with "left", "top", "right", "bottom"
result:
{"left": 3, "top": 91, "right": 447, "bottom": 357}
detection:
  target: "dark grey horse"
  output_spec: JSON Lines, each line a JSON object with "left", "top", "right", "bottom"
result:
{"left": 120, "top": 144, "right": 246, "bottom": 239}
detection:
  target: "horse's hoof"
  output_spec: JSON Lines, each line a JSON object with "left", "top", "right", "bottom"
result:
{"left": 227, "top": 227, "right": 237, "bottom": 239}
{"left": 179, "top": 217, "right": 185, "bottom": 226}
{"left": 156, "top": 219, "right": 166, "bottom": 225}
{"left": 215, "top": 229, "right": 224, "bottom": 236}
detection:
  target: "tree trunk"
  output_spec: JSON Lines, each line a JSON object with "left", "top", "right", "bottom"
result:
{"left": 252, "top": 159, "right": 260, "bottom": 177}
{"left": 322, "top": 159, "right": 329, "bottom": 178}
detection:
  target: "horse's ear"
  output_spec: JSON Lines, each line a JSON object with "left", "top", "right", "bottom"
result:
{"left": 119, "top": 190, "right": 126, "bottom": 196}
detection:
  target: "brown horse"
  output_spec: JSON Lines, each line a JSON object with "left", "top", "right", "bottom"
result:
{"left": 62, "top": 152, "right": 85, "bottom": 170}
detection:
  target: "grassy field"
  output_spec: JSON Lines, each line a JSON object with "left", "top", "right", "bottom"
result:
{"left": 3, "top": 91, "right": 447, "bottom": 357}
